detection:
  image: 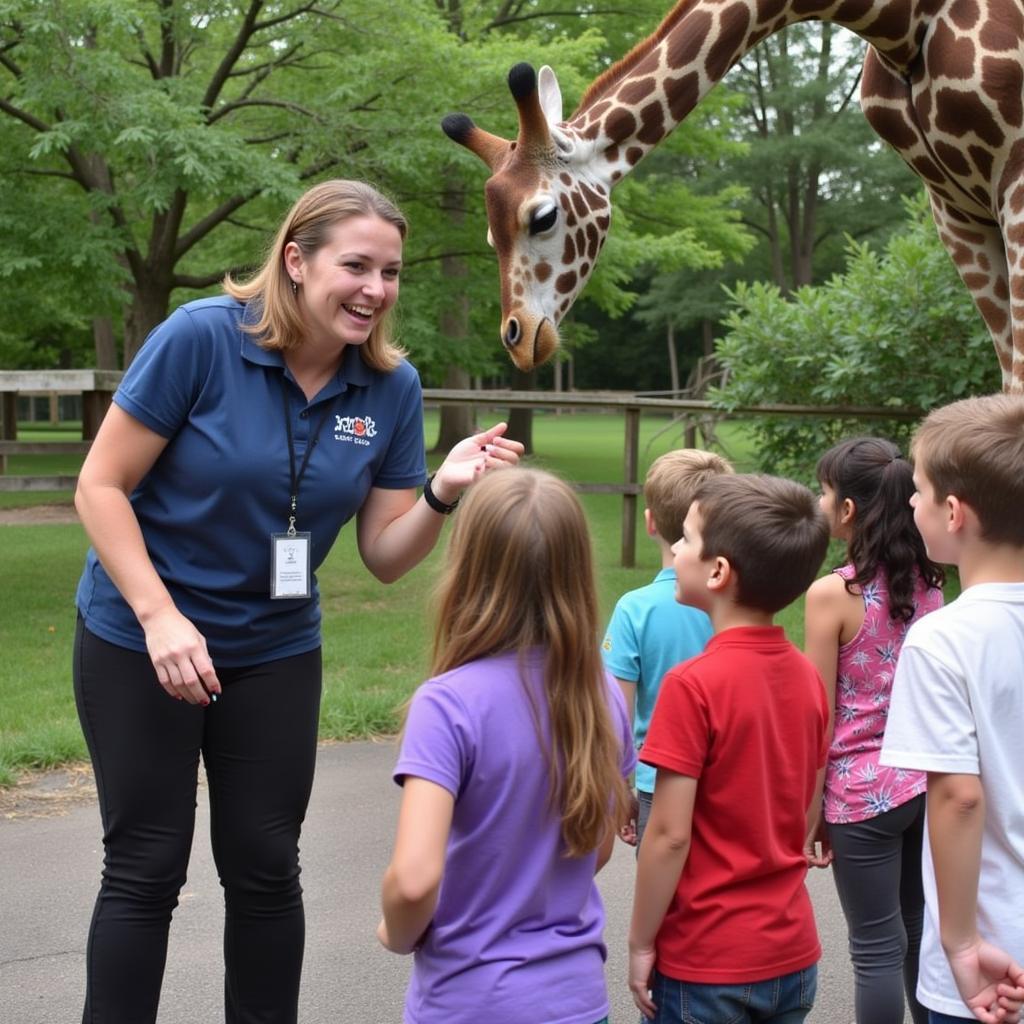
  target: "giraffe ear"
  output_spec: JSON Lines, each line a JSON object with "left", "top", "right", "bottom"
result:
{"left": 537, "top": 66, "right": 563, "bottom": 128}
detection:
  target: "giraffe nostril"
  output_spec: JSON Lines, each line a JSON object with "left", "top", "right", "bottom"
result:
{"left": 504, "top": 318, "right": 521, "bottom": 348}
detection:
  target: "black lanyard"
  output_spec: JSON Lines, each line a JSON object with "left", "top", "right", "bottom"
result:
{"left": 280, "top": 378, "right": 337, "bottom": 535}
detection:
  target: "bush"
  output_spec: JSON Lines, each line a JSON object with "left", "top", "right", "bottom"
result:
{"left": 710, "top": 197, "right": 1001, "bottom": 481}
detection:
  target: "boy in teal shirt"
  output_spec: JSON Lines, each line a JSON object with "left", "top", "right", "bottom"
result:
{"left": 602, "top": 448, "right": 732, "bottom": 845}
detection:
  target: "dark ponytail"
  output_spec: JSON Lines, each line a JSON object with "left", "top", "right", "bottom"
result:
{"left": 817, "top": 437, "right": 944, "bottom": 623}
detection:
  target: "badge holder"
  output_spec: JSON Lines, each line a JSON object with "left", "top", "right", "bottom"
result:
{"left": 271, "top": 518, "right": 311, "bottom": 600}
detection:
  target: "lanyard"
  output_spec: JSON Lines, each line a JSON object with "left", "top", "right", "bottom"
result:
{"left": 280, "top": 378, "right": 337, "bottom": 536}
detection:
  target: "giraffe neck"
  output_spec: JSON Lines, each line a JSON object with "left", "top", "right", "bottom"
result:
{"left": 570, "top": 0, "right": 929, "bottom": 187}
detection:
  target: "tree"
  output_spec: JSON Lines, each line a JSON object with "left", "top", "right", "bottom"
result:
{"left": 711, "top": 196, "right": 1002, "bottom": 482}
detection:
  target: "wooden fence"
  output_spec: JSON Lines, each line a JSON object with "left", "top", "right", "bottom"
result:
{"left": 0, "top": 372, "right": 920, "bottom": 566}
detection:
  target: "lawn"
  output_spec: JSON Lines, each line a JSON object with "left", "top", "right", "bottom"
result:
{"left": 0, "top": 410, "right": 786, "bottom": 785}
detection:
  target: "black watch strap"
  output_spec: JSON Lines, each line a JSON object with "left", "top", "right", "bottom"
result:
{"left": 423, "top": 474, "right": 460, "bottom": 515}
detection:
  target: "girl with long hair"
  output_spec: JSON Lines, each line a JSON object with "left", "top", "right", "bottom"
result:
{"left": 378, "top": 468, "right": 633, "bottom": 1024}
{"left": 803, "top": 437, "right": 945, "bottom": 1024}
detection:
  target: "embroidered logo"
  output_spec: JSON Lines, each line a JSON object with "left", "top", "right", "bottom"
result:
{"left": 334, "top": 415, "right": 377, "bottom": 446}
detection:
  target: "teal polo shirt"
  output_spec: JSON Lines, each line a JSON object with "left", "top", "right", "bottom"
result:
{"left": 76, "top": 297, "right": 427, "bottom": 666}
{"left": 601, "top": 568, "right": 714, "bottom": 792}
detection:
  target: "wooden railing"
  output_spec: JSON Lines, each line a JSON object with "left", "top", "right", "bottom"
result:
{"left": 1, "top": 373, "right": 920, "bottom": 565}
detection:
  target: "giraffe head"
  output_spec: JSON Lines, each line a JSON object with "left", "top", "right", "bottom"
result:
{"left": 443, "top": 63, "right": 612, "bottom": 371}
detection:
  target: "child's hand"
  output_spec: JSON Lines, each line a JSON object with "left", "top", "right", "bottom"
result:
{"left": 947, "top": 938, "right": 1024, "bottom": 1023}
{"left": 803, "top": 816, "right": 832, "bottom": 869}
{"left": 618, "top": 792, "right": 639, "bottom": 846}
{"left": 628, "top": 944, "right": 658, "bottom": 1019}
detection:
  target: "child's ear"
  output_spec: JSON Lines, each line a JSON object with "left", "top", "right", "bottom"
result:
{"left": 946, "top": 494, "right": 973, "bottom": 535}
{"left": 840, "top": 498, "right": 855, "bottom": 525}
{"left": 707, "top": 556, "right": 732, "bottom": 593}
{"left": 644, "top": 507, "right": 658, "bottom": 538}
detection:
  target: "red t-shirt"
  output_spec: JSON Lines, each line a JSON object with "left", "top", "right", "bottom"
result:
{"left": 640, "top": 626, "right": 828, "bottom": 983}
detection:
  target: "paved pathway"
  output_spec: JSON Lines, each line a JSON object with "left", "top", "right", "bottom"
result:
{"left": 1, "top": 740, "right": 888, "bottom": 1023}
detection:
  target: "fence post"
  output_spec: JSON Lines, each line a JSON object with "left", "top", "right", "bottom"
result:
{"left": 622, "top": 406, "right": 640, "bottom": 568}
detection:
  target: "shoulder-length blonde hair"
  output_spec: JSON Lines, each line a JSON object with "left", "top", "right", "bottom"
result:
{"left": 224, "top": 179, "right": 408, "bottom": 373}
{"left": 431, "top": 468, "right": 628, "bottom": 858}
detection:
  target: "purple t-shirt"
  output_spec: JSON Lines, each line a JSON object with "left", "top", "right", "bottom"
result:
{"left": 394, "top": 648, "right": 635, "bottom": 1024}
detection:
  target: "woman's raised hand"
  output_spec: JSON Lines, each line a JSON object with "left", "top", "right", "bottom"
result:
{"left": 430, "top": 422, "right": 524, "bottom": 503}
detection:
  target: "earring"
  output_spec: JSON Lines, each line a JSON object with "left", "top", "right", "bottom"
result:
{"left": 290, "top": 279, "right": 298, "bottom": 297}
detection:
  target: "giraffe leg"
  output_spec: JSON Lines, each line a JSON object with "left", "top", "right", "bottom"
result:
{"left": 1000, "top": 198, "right": 1024, "bottom": 395}
{"left": 928, "top": 192, "right": 1015, "bottom": 391}
{"left": 860, "top": 52, "right": 1014, "bottom": 391}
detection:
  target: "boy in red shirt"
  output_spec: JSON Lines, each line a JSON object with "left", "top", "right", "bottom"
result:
{"left": 628, "top": 474, "right": 831, "bottom": 1023}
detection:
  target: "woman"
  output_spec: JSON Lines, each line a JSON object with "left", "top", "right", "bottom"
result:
{"left": 73, "top": 179, "right": 521, "bottom": 1024}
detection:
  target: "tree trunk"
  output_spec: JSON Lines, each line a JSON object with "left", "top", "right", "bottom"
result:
{"left": 92, "top": 316, "right": 118, "bottom": 370}
{"left": 701, "top": 318, "right": 715, "bottom": 358}
{"left": 433, "top": 179, "right": 477, "bottom": 453}
{"left": 124, "top": 273, "right": 173, "bottom": 366}
{"left": 507, "top": 368, "right": 535, "bottom": 455}
{"left": 667, "top": 323, "right": 680, "bottom": 394}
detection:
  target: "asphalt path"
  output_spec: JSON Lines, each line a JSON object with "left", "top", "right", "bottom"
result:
{"left": 1, "top": 740, "right": 901, "bottom": 1023}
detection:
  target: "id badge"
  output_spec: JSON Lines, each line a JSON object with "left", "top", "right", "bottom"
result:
{"left": 271, "top": 532, "right": 311, "bottom": 599}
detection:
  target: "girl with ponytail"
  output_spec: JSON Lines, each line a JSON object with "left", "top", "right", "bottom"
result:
{"left": 804, "top": 437, "right": 945, "bottom": 1024}
{"left": 378, "top": 468, "right": 633, "bottom": 1024}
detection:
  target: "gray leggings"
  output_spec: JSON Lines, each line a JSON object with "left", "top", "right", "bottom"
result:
{"left": 827, "top": 794, "right": 927, "bottom": 1024}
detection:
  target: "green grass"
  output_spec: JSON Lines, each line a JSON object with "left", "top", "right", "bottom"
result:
{"left": 0, "top": 411, "right": 786, "bottom": 786}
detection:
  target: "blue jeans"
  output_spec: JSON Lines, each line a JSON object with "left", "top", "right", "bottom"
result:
{"left": 929, "top": 1013, "right": 973, "bottom": 1023}
{"left": 648, "top": 965, "right": 817, "bottom": 1023}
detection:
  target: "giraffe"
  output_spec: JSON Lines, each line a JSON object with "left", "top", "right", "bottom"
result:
{"left": 442, "top": 0, "right": 1024, "bottom": 393}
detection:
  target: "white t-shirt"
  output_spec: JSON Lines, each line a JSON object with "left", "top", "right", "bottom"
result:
{"left": 881, "top": 582, "right": 1024, "bottom": 1017}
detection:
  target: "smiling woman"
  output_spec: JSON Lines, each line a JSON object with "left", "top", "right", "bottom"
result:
{"left": 69, "top": 178, "right": 523, "bottom": 1024}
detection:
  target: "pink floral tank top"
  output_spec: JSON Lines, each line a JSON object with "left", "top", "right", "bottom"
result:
{"left": 823, "top": 565, "right": 943, "bottom": 824}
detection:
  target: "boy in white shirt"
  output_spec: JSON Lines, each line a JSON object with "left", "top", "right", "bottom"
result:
{"left": 881, "top": 394, "right": 1024, "bottom": 1024}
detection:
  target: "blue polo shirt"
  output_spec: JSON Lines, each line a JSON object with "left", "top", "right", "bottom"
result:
{"left": 601, "top": 568, "right": 714, "bottom": 793}
{"left": 76, "top": 296, "right": 427, "bottom": 666}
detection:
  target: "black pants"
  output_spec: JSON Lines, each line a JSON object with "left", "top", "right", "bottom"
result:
{"left": 73, "top": 619, "right": 322, "bottom": 1024}
{"left": 827, "top": 794, "right": 927, "bottom": 1024}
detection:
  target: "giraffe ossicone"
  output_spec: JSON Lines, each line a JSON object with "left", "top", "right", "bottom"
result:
{"left": 443, "top": 0, "right": 1024, "bottom": 393}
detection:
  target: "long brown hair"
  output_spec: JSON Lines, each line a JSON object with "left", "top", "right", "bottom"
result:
{"left": 816, "top": 437, "right": 944, "bottom": 622}
{"left": 224, "top": 179, "right": 407, "bottom": 372}
{"left": 431, "top": 468, "right": 628, "bottom": 857}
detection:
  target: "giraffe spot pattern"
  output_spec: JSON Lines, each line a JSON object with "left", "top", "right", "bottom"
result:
{"left": 865, "top": 106, "right": 918, "bottom": 149}
{"left": 604, "top": 108, "right": 637, "bottom": 143}
{"left": 978, "top": 297, "right": 1009, "bottom": 332}
{"left": 949, "top": 0, "right": 980, "bottom": 30}
{"left": 706, "top": 4, "right": 751, "bottom": 80}
{"left": 637, "top": 100, "right": 667, "bottom": 144}
{"left": 935, "top": 88, "right": 1005, "bottom": 148}
{"left": 580, "top": 182, "right": 605, "bottom": 210}
{"left": 666, "top": 10, "right": 711, "bottom": 70}
{"left": 618, "top": 77, "right": 658, "bottom": 106}
{"left": 935, "top": 139, "right": 972, "bottom": 176}
{"left": 626, "top": 146, "right": 644, "bottom": 165}
{"left": 667, "top": 72, "right": 701, "bottom": 122}
{"left": 586, "top": 224, "right": 600, "bottom": 260}
{"left": 928, "top": 18, "right": 975, "bottom": 80}
{"left": 979, "top": 2, "right": 1023, "bottom": 51}
{"left": 981, "top": 57, "right": 1024, "bottom": 128}
{"left": 969, "top": 144, "right": 995, "bottom": 181}
{"left": 563, "top": 233, "right": 576, "bottom": 264}
{"left": 556, "top": 271, "right": 577, "bottom": 295}
{"left": 865, "top": 0, "right": 911, "bottom": 41}
{"left": 755, "top": 0, "right": 789, "bottom": 21}
{"left": 535, "top": 262, "right": 552, "bottom": 283}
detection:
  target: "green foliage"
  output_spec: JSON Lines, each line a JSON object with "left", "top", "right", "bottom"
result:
{"left": 711, "top": 196, "right": 1001, "bottom": 482}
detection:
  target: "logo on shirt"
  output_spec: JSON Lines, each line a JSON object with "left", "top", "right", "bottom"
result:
{"left": 334, "top": 415, "right": 377, "bottom": 446}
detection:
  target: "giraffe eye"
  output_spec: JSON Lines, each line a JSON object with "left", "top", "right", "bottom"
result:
{"left": 529, "top": 203, "right": 558, "bottom": 236}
